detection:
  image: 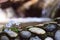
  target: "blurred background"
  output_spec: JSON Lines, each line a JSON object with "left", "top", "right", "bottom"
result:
{"left": 0, "top": 0, "right": 60, "bottom": 18}
{"left": 0, "top": 0, "right": 60, "bottom": 23}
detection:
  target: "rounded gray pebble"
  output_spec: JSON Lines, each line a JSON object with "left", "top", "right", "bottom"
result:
{"left": 1, "top": 36, "right": 9, "bottom": 40}
{"left": 45, "top": 24, "right": 56, "bottom": 31}
{"left": 15, "top": 38, "right": 20, "bottom": 40}
{"left": 29, "top": 36, "right": 41, "bottom": 40}
{"left": 45, "top": 37, "right": 53, "bottom": 40}
{"left": 20, "top": 31, "right": 31, "bottom": 38}
{"left": 55, "top": 30, "right": 60, "bottom": 40}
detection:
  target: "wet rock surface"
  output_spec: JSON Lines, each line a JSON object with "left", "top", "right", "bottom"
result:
{"left": 4, "top": 29, "right": 18, "bottom": 37}
{"left": 20, "top": 31, "right": 31, "bottom": 38}
{"left": 45, "top": 37, "right": 53, "bottom": 40}
{"left": 1, "top": 36, "right": 9, "bottom": 40}
{"left": 0, "top": 21, "right": 60, "bottom": 40}
{"left": 29, "top": 36, "right": 42, "bottom": 40}
{"left": 55, "top": 30, "right": 60, "bottom": 40}
{"left": 15, "top": 38, "right": 20, "bottom": 40}
{"left": 0, "top": 25, "right": 4, "bottom": 33}
{"left": 29, "top": 27, "right": 46, "bottom": 34}
{"left": 45, "top": 24, "right": 57, "bottom": 31}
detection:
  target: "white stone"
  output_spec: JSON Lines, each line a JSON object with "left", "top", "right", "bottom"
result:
{"left": 4, "top": 29, "right": 18, "bottom": 37}
{"left": 45, "top": 37, "right": 53, "bottom": 40}
{"left": 29, "top": 27, "right": 46, "bottom": 34}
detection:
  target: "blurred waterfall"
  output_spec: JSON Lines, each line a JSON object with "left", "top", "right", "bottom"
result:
{"left": 41, "top": 0, "right": 60, "bottom": 18}
{"left": 5, "top": 7, "right": 16, "bottom": 18}
{"left": 41, "top": 7, "right": 51, "bottom": 17}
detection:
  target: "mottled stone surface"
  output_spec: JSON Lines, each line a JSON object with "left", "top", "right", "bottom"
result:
{"left": 45, "top": 37, "right": 53, "bottom": 40}
{"left": 29, "top": 36, "right": 41, "bottom": 40}
{"left": 29, "top": 27, "right": 46, "bottom": 34}
{"left": 1, "top": 36, "right": 9, "bottom": 40}
{"left": 55, "top": 30, "right": 60, "bottom": 40}
{"left": 45, "top": 24, "right": 56, "bottom": 31}
{"left": 4, "top": 29, "right": 18, "bottom": 37}
{"left": 20, "top": 31, "right": 31, "bottom": 38}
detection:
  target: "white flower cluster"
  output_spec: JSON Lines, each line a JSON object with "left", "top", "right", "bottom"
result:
{"left": 6, "top": 20, "right": 20, "bottom": 28}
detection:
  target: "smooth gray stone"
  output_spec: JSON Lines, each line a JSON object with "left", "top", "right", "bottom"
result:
{"left": 4, "top": 29, "right": 18, "bottom": 37}
{"left": 14, "top": 37, "right": 20, "bottom": 40}
{"left": 45, "top": 24, "right": 56, "bottom": 31}
{"left": 20, "top": 31, "right": 31, "bottom": 38}
{"left": 29, "top": 36, "right": 41, "bottom": 40}
{"left": 45, "top": 37, "right": 53, "bottom": 40}
{"left": 1, "top": 36, "right": 9, "bottom": 40}
{"left": 55, "top": 30, "right": 60, "bottom": 40}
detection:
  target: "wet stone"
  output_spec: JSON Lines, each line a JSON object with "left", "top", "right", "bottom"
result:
{"left": 20, "top": 31, "right": 31, "bottom": 38}
{"left": 15, "top": 38, "right": 20, "bottom": 40}
{"left": 29, "top": 27, "right": 46, "bottom": 34}
{"left": 4, "top": 29, "right": 18, "bottom": 37}
{"left": 1, "top": 36, "right": 9, "bottom": 40}
{"left": 45, "top": 24, "right": 56, "bottom": 31}
{"left": 0, "top": 25, "right": 4, "bottom": 33}
{"left": 55, "top": 30, "right": 60, "bottom": 40}
{"left": 29, "top": 36, "right": 42, "bottom": 40}
{"left": 45, "top": 37, "right": 53, "bottom": 40}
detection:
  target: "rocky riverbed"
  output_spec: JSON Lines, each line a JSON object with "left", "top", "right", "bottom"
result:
{"left": 0, "top": 18, "right": 60, "bottom": 40}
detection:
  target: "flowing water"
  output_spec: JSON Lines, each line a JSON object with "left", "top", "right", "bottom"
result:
{"left": 41, "top": 0, "right": 60, "bottom": 18}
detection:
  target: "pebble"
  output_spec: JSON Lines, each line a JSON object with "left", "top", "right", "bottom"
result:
{"left": 29, "top": 27, "right": 46, "bottom": 34}
{"left": 26, "top": 26, "right": 34, "bottom": 28}
{"left": 0, "top": 25, "right": 4, "bottom": 33}
{"left": 1, "top": 36, "right": 9, "bottom": 40}
{"left": 4, "top": 29, "right": 18, "bottom": 37}
{"left": 15, "top": 38, "right": 20, "bottom": 40}
{"left": 45, "top": 24, "right": 56, "bottom": 31}
{"left": 20, "top": 31, "right": 31, "bottom": 38}
{"left": 45, "top": 37, "right": 53, "bottom": 40}
{"left": 55, "top": 30, "right": 60, "bottom": 40}
{"left": 29, "top": 36, "right": 41, "bottom": 40}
